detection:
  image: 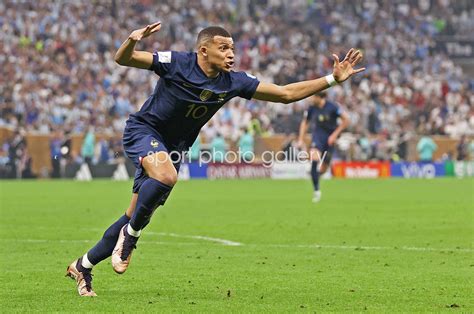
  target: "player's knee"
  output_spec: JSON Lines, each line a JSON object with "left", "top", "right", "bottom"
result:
{"left": 160, "top": 172, "right": 178, "bottom": 186}
{"left": 310, "top": 149, "right": 322, "bottom": 162}
{"left": 149, "top": 170, "right": 178, "bottom": 186}
{"left": 320, "top": 163, "right": 329, "bottom": 174}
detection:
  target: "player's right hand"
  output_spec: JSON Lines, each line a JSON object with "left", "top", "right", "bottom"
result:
{"left": 129, "top": 22, "right": 161, "bottom": 41}
{"left": 332, "top": 48, "right": 365, "bottom": 83}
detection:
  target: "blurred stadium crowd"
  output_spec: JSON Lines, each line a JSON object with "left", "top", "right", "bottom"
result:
{"left": 1, "top": 0, "right": 473, "bottom": 174}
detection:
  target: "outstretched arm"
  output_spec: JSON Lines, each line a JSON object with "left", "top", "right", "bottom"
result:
{"left": 114, "top": 22, "right": 162, "bottom": 69}
{"left": 252, "top": 49, "right": 364, "bottom": 104}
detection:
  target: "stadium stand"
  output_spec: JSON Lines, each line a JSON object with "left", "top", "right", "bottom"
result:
{"left": 1, "top": 0, "right": 473, "bottom": 177}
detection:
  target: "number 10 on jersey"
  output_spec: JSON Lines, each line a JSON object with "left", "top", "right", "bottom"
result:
{"left": 185, "top": 104, "right": 208, "bottom": 119}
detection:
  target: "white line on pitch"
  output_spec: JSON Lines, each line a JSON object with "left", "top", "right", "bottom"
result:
{"left": 262, "top": 243, "right": 474, "bottom": 253}
{"left": 21, "top": 227, "right": 244, "bottom": 246}
{"left": 148, "top": 231, "right": 243, "bottom": 246}
{"left": 0, "top": 239, "right": 200, "bottom": 246}
{"left": 78, "top": 228, "right": 243, "bottom": 246}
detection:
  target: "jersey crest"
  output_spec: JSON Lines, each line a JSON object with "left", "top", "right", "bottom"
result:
{"left": 150, "top": 139, "right": 160, "bottom": 148}
{"left": 199, "top": 89, "right": 213, "bottom": 101}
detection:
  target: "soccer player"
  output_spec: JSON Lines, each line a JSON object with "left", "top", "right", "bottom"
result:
{"left": 66, "top": 22, "right": 364, "bottom": 296}
{"left": 297, "top": 92, "right": 350, "bottom": 202}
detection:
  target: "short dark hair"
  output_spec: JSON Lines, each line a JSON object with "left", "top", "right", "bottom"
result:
{"left": 196, "top": 26, "right": 231, "bottom": 47}
{"left": 315, "top": 91, "right": 327, "bottom": 98}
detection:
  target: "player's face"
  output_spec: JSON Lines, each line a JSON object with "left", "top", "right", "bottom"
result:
{"left": 207, "top": 36, "right": 235, "bottom": 73}
{"left": 311, "top": 95, "right": 323, "bottom": 106}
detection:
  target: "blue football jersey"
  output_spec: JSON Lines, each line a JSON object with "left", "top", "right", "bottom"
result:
{"left": 128, "top": 51, "right": 260, "bottom": 150}
{"left": 304, "top": 100, "right": 342, "bottom": 134}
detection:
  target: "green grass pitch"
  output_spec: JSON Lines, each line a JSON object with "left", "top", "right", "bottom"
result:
{"left": 0, "top": 178, "right": 472, "bottom": 312}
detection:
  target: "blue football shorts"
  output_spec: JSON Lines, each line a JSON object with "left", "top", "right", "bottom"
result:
{"left": 123, "top": 121, "right": 181, "bottom": 193}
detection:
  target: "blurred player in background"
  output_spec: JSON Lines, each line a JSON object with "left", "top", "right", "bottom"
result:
{"left": 298, "top": 92, "right": 350, "bottom": 203}
{"left": 66, "top": 21, "right": 364, "bottom": 296}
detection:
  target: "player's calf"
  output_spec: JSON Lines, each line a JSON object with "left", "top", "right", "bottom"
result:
{"left": 112, "top": 178, "right": 172, "bottom": 274}
{"left": 111, "top": 153, "right": 175, "bottom": 274}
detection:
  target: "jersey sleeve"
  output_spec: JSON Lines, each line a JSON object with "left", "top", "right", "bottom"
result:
{"left": 233, "top": 71, "right": 260, "bottom": 100}
{"left": 304, "top": 108, "right": 312, "bottom": 122}
{"left": 333, "top": 103, "right": 343, "bottom": 117}
{"left": 148, "top": 51, "right": 175, "bottom": 77}
{"left": 303, "top": 106, "right": 314, "bottom": 122}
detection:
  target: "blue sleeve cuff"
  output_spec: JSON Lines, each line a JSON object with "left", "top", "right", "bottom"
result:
{"left": 148, "top": 52, "right": 158, "bottom": 71}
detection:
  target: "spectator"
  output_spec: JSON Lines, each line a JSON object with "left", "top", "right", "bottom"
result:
{"left": 468, "top": 140, "right": 474, "bottom": 161}
{"left": 96, "top": 138, "right": 111, "bottom": 165}
{"left": 60, "top": 130, "right": 73, "bottom": 176}
{"left": 456, "top": 135, "right": 468, "bottom": 161}
{"left": 50, "top": 130, "right": 62, "bottom": 178}
{"left": 210, "top": 133, "right": 227, "bottom": 163}
{"left": 81, "top": 127, "right": 95, "bottom": 166}
{"left": 357, "top": 133, "right": 371, "bottom": 161}
{"left": 0, "top": 0, "right": 472, "bottom": 165}
{"left": 417, "top": 134, "right": 438, "bottom": 162}
{"left": 6, "top": 130, "right": 28, "bottom": 178}
{"left": 238, "top": 128, "right": 254, "bottom": 162}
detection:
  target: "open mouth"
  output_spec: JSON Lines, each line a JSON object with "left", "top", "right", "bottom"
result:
{"left": 225, "top": 61, "right": 234, "bottom": 68}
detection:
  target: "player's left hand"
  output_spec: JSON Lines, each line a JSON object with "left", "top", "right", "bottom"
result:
{"left": 332, "top": 48, "right": 365, "bottom": 83}
{"left": 129, "top": 22, "right": 162, "bottom": 41}
{"left": 328, "top": 133, "right": 338, "bottom": 146}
